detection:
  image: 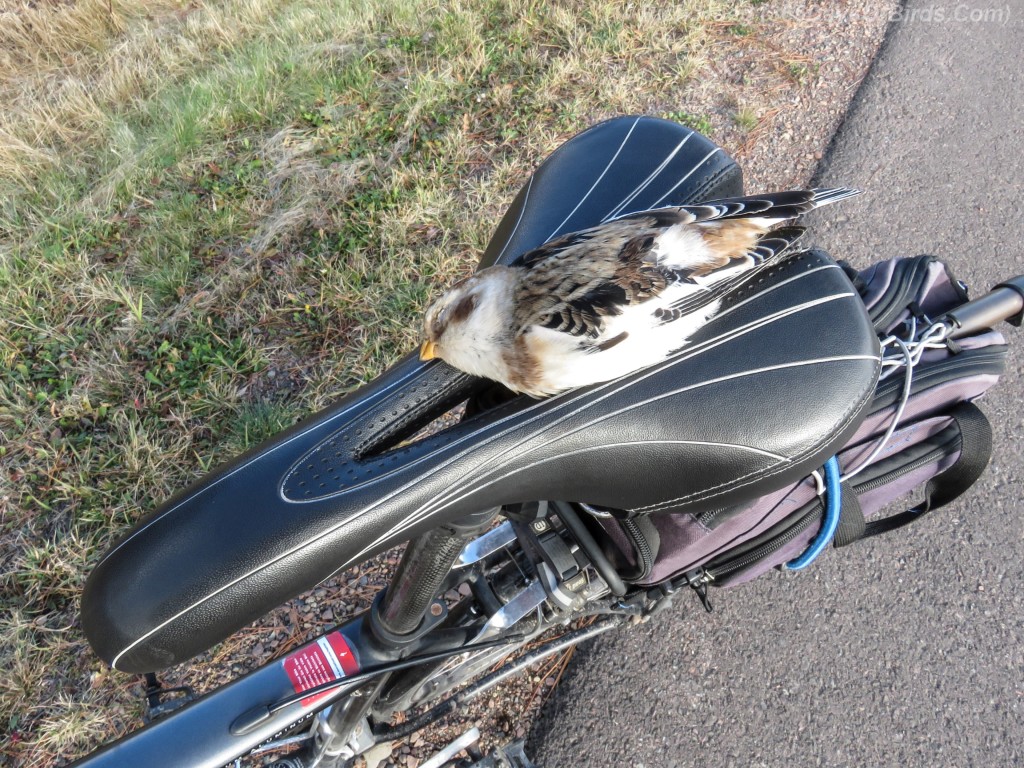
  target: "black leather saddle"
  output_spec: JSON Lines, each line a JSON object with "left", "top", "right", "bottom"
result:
{"left": 82, "top": 117, "right": 881, "bottom": 673}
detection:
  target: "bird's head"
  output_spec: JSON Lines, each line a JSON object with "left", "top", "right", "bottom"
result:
{"left": 420, "top": 267, "right": 516, "bottom": 379}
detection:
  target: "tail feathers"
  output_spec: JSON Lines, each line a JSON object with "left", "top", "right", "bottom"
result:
{"left": 808, "top": 186, "right": 862, "bottom": 207}
{"left": 615, "top": 187, "right": 861, "bottom": 227}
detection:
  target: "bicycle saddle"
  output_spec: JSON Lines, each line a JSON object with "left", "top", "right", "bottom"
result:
{"left": 82, "top": 117, "right": 881, "bottom": 673}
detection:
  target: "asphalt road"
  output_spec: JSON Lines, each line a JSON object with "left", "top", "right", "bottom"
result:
{"left": 529, "top": 3, "right": 1024, "bottom": 766}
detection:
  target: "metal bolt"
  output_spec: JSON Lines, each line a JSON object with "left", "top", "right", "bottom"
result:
{"left": 430, "top": 602, "right": 444, "bottom": 617}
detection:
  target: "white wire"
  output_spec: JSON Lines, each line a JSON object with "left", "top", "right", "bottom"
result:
{"left": 810, "top": 469, "right": 825, "bottom": 497}
{"left": 878, "top": 322, "right": 948, "bottom": 380}
{"left": 839, "top": 319, "right": 950, "bottom": 483}
{"left": 840, "top": 337, "right": 915, "bottom": 482}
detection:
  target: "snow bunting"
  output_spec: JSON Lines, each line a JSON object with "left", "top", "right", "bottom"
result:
{"left": 420, "top": 188, "right": 860, "bottom": 397}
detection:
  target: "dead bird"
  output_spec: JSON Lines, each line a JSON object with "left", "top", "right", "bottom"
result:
{"left": 420, "top": 188, "right": 861, "bottom": 397}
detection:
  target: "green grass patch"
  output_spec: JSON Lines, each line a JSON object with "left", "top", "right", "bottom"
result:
{"left": 663, "top": 109, "right": 716, "bottom": 136}
{"left": 733, "top": 105, "right": 760, "bottom": 132}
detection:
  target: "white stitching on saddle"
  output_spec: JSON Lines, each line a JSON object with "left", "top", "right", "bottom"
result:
{"left": 646, "top": 147, "right": 723, "bottom": 211}
{"left": 398, "top": 293, "right": 861, "bottom": 522}
{"left": 633, "top": 356, "right": 882, "bottom": 513}
{"left": 494, "top": 175, "right": 534, "bottom": 263}
{"left": 602, "top": 132, "right": 693, "bottom": 221}
{"left": 410, "top": 440, "right": 793, "bottom": 507}
{"left": 283, "top": 291, "right": 858, "bottom": 506}
{"left": 384, "top": 353, "right": 878, "bottom": 545}
{"left": 96, "top": 364, "right": 426, "bottom": 570}
{"left": 338, "top": 294, "right": 871, "bottom": 560}
{"left": 714, "top": 264, "right": 842, "bottom": 322}
{"left": 546, "top": 117, "right": 640, "bottom": 240}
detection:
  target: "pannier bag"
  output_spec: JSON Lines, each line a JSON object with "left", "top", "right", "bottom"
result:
{"left": 600, "top": 254, "right": 1007, "bottom": 601}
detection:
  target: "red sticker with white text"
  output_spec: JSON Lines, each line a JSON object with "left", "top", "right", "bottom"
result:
{"left": 283, "top": 631, "right": 360, "bottom": 705}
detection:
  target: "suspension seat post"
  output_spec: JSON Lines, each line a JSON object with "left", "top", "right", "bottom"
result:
{"left": 376, "top": 507, "right": 500, "bottom": 638}
{"left": 315, "top": 508, "right": 502, "bottom": 760}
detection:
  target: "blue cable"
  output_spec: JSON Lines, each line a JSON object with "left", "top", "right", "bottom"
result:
{"left": 784, "top": 455, "right": 841, "bottom": 571}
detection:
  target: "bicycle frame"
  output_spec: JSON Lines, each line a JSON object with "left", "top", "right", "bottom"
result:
{"left": 71, "top": 505, "right": 626, "bottom": 768}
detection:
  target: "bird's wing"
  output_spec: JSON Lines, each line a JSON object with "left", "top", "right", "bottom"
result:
{"left": 613, "top": 187, "right": 861, "bottom": 228}
{"left": 608, "top": 187, "right": 857, "bottom": 279}
{"left": 507, "top": 187, "right": 859, "bottom": 340}
{"left": 654, "top": 225, "right": 807, "bottom": 324}
{"left": 510, "top": 218, "right": 671, "bottom": 338}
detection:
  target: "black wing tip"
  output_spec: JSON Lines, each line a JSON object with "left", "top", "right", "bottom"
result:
{"left": 751, "top": 225, "right": 807, "bottom": 261}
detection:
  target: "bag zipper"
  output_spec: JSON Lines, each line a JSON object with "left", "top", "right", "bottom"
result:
{"left": 870, "top": 347, "right": 1006, "bottom": 414}
{"left": 620, "top": 518, "right": 656, "bottom": 581}
{"left": 853, "top": 440, "right": 955, "bottom": 495}
{"left": 706, "top": 506, "right": 820, "bottom": 582}
{"left": 680, "top": 505, "right": 820, "bottom": 611}
{"left": 869, "top": 256, "right": 932, "bottom": 330}
{"left": 681, "top": 427, "right": 962, "bottom": 609}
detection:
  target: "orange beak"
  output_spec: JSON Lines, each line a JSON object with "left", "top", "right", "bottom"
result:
{"left": 419, "top": 340, "right": 437, "bottom": 361}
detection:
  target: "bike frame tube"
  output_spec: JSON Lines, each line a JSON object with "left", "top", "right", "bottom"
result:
{"left": 71, "top": 503, "right": 598, "bottom": 767}
{"left": 69, "top": 511, "right": 506, "bottom": 768}
{"left": 68, "top": 617, "right": 374, "bottom": 768}
{"left": 378, "top": 508, "right": 501, "bottom": 636}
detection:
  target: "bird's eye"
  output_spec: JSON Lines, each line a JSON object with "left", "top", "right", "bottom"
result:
{"left": 432, "top": 307, "right": 449, "bottom": 338}
{"left": 450, "top": 294, "right": 477, "bottom": 323}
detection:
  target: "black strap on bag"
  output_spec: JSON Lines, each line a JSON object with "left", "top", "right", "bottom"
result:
{"left": 831, "top": 481, "right": 865, "bottom": 547}
{"left": 850, "top": 402, "right": 993, "bottom": 542}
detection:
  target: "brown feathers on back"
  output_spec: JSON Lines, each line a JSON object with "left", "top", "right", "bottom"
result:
{"left": 510, "top": 217, "right": 670, "bottom": 339}
{"left": 692, "top": 220, "right": 765, "bottom": 277}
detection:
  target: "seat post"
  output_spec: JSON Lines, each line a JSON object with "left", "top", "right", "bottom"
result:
{"left": 376, "top": 507, "right": 500, "bottom": 637}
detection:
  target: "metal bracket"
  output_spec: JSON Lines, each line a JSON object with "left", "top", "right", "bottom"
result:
{"left": 471, "top": 579, "right": 547, "bottom": 642}
{"left": 508, "top": 510, "right": 587, "bottom": 614}
{"left": 141, "top": 672, "right": 196, "bottom": 723}
{"left": 456, "top": 521, "right": 517, "bottom": 568}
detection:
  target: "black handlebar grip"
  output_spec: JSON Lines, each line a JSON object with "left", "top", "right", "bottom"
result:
{"left": 945, "top": 275, "right": 1024, "bottom": 339}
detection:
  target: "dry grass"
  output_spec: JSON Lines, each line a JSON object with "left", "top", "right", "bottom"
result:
{"left": 0, "top": 0, "right": 874, "bottom": 765}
